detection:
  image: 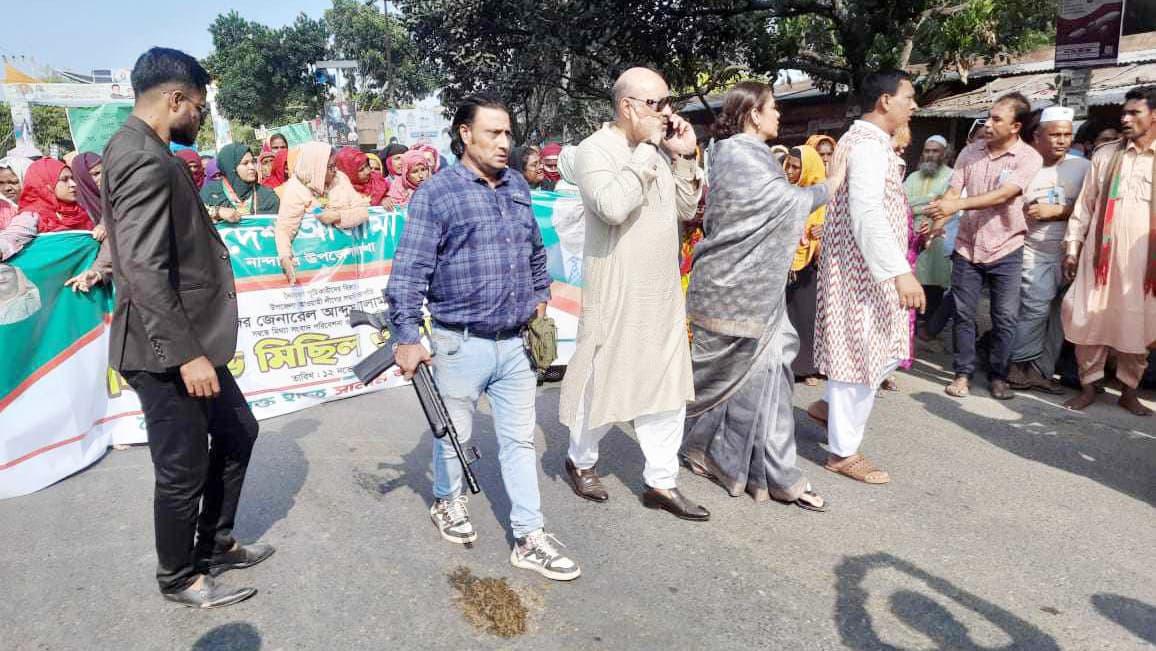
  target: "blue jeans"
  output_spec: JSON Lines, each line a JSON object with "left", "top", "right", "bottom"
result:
{"left": 950, "top": 248, "right": 1023, "bottom": 380}
{"left": 429, "top": 326, "right": 543, "bottom": 538}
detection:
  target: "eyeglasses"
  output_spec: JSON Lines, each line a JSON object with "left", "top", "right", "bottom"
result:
{"left": 627, "top": 96, "right": 674, "bottom": 112}
{"left": 164, "top": 90, "right": 210, "bottom": 120}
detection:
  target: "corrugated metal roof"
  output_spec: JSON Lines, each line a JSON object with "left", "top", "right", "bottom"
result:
{"left": 916, "top": 62, "right": 1156, "bottom": 118}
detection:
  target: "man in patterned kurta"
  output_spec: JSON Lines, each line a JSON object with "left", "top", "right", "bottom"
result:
{"left": 814, "top": 70, "right": 925, "bottom": 484}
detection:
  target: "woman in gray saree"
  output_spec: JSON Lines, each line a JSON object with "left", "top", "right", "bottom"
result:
{"left": 682, "top": 81, "right": 845, "bottom": 510}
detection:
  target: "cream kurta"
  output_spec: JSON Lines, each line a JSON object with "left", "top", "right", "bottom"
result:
{"left": 1062, "top": 140, "right": 1156, "bottom": 353}
{"left": 558, "top": 124, "right": 702, "bottom": 430}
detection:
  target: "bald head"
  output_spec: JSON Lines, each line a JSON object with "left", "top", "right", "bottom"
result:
{"left": 612, "top": 67, "right": 668, "bottom": 116}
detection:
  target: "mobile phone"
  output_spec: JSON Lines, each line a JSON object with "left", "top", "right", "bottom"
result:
{"left": 665, "top": 121, "right": 676, "bottom": 140}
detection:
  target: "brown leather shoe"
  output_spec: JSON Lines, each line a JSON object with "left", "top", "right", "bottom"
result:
{"left": 642, "top": 486, "right": 710, "bottom": 521}
{"left": 565, "top": 458, "right": 608, "bottom": 502}
{"left": 990, "top": 378, "right": 1015, "bottom": 401}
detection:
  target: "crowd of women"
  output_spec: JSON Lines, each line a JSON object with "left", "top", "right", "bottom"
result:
{"left": 0, "top": 134, "right": 448, "bottom": 289}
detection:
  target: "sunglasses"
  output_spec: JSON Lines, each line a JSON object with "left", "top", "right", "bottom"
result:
{"left": 627, "top": 96, "right": 674, "bottom": 112}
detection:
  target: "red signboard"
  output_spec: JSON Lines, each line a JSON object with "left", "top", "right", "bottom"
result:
{"left": 1056, "top": 0, "right": 1125, "bottom": 68}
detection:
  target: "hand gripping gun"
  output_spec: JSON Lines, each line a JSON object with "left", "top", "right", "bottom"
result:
{"left": 348, "top": 309, "right": 481, "bottom": 494}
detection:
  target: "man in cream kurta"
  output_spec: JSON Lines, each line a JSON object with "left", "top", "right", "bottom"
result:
{"left": 558, "top": 67, "right": 708, "bottom": 520}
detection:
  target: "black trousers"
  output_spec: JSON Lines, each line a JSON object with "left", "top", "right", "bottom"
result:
{"left": 786, "top": 262, "right": 819, "bottom": 379}
{"left": 124, "top": 367, "right": 259, "bottom": 593}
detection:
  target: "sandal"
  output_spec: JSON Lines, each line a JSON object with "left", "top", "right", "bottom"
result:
{"left": 772, "top": 483, "right": 828, "bottom": 512}
{"left": 803, "top": 376, "right": 820, "bottom": 387}
{"left": 825, "top": 454, "right": 890, "bottom": 484}
{"left": 881, "top": 376, "right": 899, "bottom": 392}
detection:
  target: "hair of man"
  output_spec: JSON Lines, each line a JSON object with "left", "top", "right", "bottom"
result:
{"left": 130, "top": 47, "right": 210, "bottom": 98}
{"left": 861, "top": 69, "right": 911, "bottom": 113}
{"left": 449, "top": 92, "right": 509, "bottom": 158}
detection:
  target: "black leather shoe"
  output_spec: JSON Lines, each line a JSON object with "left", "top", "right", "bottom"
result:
{"left": 565, "top": 458, "right": 608, "bottom": 502}
{"left": 162, "top": 575, "right": 256, "bottom": 609}
{"left": 202, "top": 543, "right": 275, "bottom": 576}
{"left": 642, "top": 486, "right": 710, "bottom": 521}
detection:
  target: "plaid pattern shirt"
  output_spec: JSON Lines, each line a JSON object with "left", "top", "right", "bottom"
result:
{"left": 386, "top": 163, "right": 551, "bottom": 344}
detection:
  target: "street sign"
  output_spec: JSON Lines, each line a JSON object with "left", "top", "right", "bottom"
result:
{"left": 1055, "top": 0, "right": 1124, "bottom": 68}
{"left": 1056, "top": 68, "right": 1092, "bottom": 119}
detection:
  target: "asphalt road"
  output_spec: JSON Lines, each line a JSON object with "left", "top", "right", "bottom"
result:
{"left": 3, "top": 349, "right": 1154, "bottom": 650}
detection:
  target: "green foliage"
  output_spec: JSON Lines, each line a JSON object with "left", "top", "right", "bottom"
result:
{"left": 325, "top": 0, "right": 441, "bottom": 110}
{"left": 30, "top": 105, "right": 73, "bottom": 153}
{"left": 402, "top": 0, "right": 1057, "bottom": 138}
{"left": 203, "top": 11, "right": 330, "bottom": 126}
{"left": 0, "top": 104, "right": 14, "bottom": 155}
{"left": 195, "top": 118, "right": 216, "bottom": 153}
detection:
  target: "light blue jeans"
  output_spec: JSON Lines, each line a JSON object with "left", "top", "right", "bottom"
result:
{"left": 429, "top": 325, "right": 543, "bottom": 538}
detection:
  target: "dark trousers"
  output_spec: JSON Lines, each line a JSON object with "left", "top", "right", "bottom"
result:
{"left": 124, "top": 367, "right": 259, "bottom": 593}
{"left": 786, "top": 262, "right": 819, "bottom": 378}
{"left": 950, "top": 248, "right": 1023, "bottom": 380}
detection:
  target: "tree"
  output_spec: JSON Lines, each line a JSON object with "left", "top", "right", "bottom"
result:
{"left": 30, "top": 105, "right": 73, "bottom": 153}
{"left": 0, "top": 104, "right": 14, "bottom": 155}
{"left": 203, "top": 11, "right": 330, "bottom": 126}
{"left": 324, "top": 0, "right": 441, "bottom": 110}
{"left": 402, "top": 0, "right": 1056, "bottom": 138}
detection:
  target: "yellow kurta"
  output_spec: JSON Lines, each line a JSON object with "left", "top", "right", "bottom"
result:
{"left": 1062, "top": 140, "right": 1156, "bottom": 353}
{"left": 558, "top": 124, "right": 702, "bottom": 429}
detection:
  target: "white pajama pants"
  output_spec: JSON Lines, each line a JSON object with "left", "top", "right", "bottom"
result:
{"left": 567, "top": 367, "right": 683, "bottom": 490}
{"left": 824, "top": 360, "right": 901, "bottom": 458}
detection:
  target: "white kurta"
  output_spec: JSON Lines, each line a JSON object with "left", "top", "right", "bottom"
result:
{"left": 558, "top": 124, "right": 702, "bottom": 430}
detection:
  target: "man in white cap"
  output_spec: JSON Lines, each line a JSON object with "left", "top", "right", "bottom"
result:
{"left": 905, "top": 135, "right": 956, "bottom": 332}
{"left": 1007, "top": 106, "right": 1091, "bottom": 392}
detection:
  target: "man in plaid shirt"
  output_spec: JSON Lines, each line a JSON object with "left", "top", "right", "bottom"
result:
{"left": 386, "top": 93, "right": 580, "bottom": 582}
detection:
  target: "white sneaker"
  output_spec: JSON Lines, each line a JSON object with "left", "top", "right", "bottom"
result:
{"left": 510, "top": 530, "right": 581, "bottom": 581}
{"left": 430, "top": 495, "right": 477, "bottom": 544}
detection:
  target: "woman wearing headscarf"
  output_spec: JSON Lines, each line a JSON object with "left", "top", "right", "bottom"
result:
{"left": 0, "top": 157, "right": 32, "bottom": 208}
{"left": 21, "top": 158, "right": 94, "bottom": 233}
{"left": 381, "top": 143, "right": 408, "bottom": 182}
{"left": 175, "top": 149, "right": 206, "bottom": 187}
{"left": 785, "top": 145, "right": 827, "bottom": 386}
{"left": 386, "top": 150, "right": 429, "bottom": 207}
{"left": 257, "top": 145, "right": 276, "bottom": 184}
{"left": 275, "top": 142, "right": 371, "bottom": 284}
{"left": 681, "top": 81, "right": 845, "bottom": 510}
{"left": 65, "top": 153, "right": 119, "bottom": 293}
{"left": 0, "top": 157, "right": 36, "bottom": 260}
{"left": 553, "top": 145, "right": 580, "bottom": 194}
{"left": 805, "top": 134, "right": 837, "bottom": 173}
{"left": 366, "top": 152, "right": 385, "bottom": 177}
{"left": 412, "top": 143, "right": 440, "bottom": 174}
{"left": 334, "top": 146, "right": 391, "bottom": 207}
{"left": 261, "top": 148, "right": 290, "bottom": 195}
{"left": 539, "top": 142, "right": 562, "bottom": 190}
{"left": 203, "top": 156, "right": 222, "bottom": 184}
{"left": 199, "top": 143, "right": 279, "bottom": 222}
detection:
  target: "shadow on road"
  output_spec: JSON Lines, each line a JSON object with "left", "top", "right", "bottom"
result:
{"left": 1091, "top": 593, "right": 1156, "bottom": 645}
{"left": 834, "top": 552, "right": 1059, "bottom": 650}
{"left": 233, "top": 417, "right": 314, "bottom": 543}
{"left": 191, "top": 621, "right": 262, "bottom": 650}
{"left": 909, "top": 389, "right": 1155, "bottom": 506}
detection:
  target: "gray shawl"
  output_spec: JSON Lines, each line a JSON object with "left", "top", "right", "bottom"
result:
{"left": 687, "top": 133, "right": 827, "bottom": 339}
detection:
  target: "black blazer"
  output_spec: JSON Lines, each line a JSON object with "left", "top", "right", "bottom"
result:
{"left": 104, "top": 116, "right": 238, "bottom": 373}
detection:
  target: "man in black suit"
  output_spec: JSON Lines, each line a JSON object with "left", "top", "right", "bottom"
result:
{"left": 104, "top": 47, "right": 272, "bottom": 609}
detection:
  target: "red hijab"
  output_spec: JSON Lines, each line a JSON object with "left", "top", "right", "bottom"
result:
{"left": 540, "top": 142, "right": 563, "bottom": 183}
{"left": 175, "top": 149, "right": 206, "bottom": 187}
{"left": 261, "top": 149, "right": 290, "bottom": 189}
{"left": 21, "top": 158, "right": 93, "bottom": 233}
{"left": 335, "top": 146, "right": 389, "bottom": 205}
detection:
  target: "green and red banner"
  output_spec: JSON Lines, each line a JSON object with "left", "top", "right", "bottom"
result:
{"left": 0, "top": 193, "right": 584, "bottom": 499}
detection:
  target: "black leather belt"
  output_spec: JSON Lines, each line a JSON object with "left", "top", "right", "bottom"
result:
{"left": 432, "top": 320, "right": 524, "bottom": 341}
